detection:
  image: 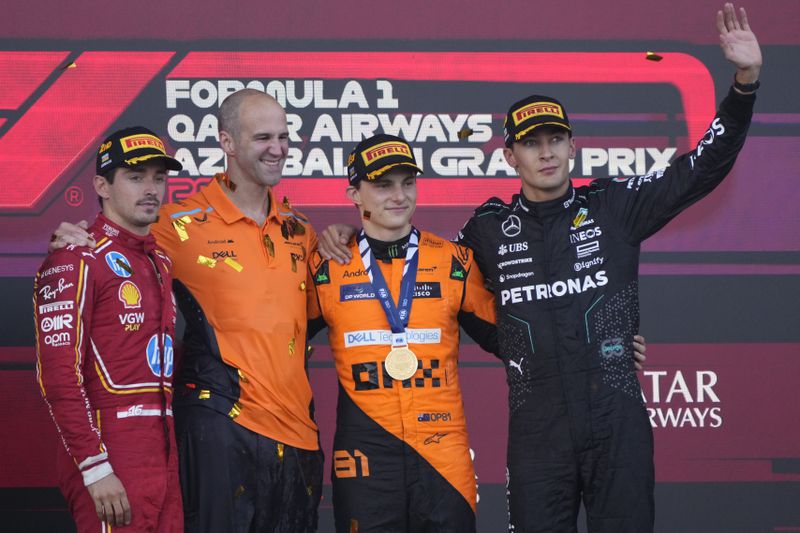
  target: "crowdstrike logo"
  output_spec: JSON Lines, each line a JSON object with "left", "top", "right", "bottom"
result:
{"left": 497, "top": 257, "right": 533, "bottom": 270}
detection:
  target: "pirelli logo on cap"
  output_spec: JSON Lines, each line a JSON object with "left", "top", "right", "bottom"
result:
{"left": 361, "top": 141, "right": 412, "bottom": 165}
{"left": 120, "top": 134, "right": 166, "bottom": 154}
{"left": 513, "top": 102, "right": 564, "bottom": 125}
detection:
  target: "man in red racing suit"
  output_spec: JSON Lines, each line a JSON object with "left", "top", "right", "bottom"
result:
{"left": 34, "top": 126, "right": 182, "bottom": 532}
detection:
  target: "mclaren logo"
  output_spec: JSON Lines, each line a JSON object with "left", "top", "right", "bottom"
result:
{"left": 501, "top": 214, "right": 521, "bottom": 237}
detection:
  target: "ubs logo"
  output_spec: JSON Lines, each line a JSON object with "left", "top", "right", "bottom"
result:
{"left": 501, "top": 215, "right": 521, "bottom": 237}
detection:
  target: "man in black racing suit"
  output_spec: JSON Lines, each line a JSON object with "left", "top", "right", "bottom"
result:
{"left": 454, "top": 4, "right": 761, "bottom": 531}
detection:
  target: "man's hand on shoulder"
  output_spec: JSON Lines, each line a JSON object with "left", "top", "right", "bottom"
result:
{"left": 318, "top": 224, "right": 356, "bottom": 264}
{"left": 48, "top": 220, "right": 95, "bottom": 253}
{"left": 87, "top": 473, "right": 131, "bottom": 526}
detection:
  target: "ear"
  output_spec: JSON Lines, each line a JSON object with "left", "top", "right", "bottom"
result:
{"left": 94, "top": 174, "right": 111, "bottom": 201}
{"left": 345, "top": 185, "right": 361, "bottom": 207}
{"left": 568, "top": 137, "right": 576, "bottom": 159}
{"left": 503, "top": 146, "right": 517, "bottom": 169}
{"left": 219, "top": 130, "right": 235, "bottom": 157}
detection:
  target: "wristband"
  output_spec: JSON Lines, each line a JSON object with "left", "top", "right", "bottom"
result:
{"left": 733, "top": 75, "right": 760, "bottom": 93}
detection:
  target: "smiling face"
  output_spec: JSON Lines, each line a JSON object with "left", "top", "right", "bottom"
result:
{"left": 95, "top": 161, "right": 167, "bottom": 235}
{"left": 346, "top": 167, "right": 418, "bottom": 241}
{"left": 504, "top": 126, "right": 576, "bottom": 202}
{"left": 221, "top": 93, "right": 289, "bottom": 188}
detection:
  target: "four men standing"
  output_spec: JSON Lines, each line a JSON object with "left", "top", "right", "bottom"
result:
{"left": 37, "top": 3, "right": 760, "bottom": 531}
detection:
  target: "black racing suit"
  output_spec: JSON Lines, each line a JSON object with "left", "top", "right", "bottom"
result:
{"left": 456, "top": 87, "right": 754, "bottom": 532}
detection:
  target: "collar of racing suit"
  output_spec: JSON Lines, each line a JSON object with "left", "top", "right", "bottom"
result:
{"left": 92, "top": 213, "right": 158, "bottom": 254}
{"left": 515, "top": 185, "right": 577, "bottom": 218}
{"left": 365, "top": 232, "right": 411, "bottom": 263}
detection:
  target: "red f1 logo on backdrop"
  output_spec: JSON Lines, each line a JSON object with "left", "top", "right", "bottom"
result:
{"left": 0, "top": 51, "right": 176, "bottom": 212}
{"left": 0, "top": 51, "right": 714, "bottom": 212}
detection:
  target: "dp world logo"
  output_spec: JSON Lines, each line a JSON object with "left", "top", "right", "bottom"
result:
{"left": 501, "top": 215, "right": 522, "bottom": 237}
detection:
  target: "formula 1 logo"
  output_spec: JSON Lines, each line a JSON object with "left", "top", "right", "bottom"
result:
{"left": 0, "top": 51, "right": 714, "bottom": 211}
{"left": 0, "top": 51, "right": 175, "bottom": 212}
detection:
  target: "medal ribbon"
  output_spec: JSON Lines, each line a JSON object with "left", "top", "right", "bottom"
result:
{"left": 356, "top": 228, "right": 420, "bottom": 347}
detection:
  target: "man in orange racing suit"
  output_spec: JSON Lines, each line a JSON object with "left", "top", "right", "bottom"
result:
{"left": 307, "top": 134, "right": 498, "bottom": 533}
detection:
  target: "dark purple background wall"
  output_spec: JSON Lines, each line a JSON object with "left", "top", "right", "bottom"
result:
{"left": 1, "top": 1, "right": 798, "bottom": 531}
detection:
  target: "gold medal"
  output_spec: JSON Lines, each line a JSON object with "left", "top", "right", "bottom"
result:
{"left": 384, "top": 346, "right": 419, "bottom": 381}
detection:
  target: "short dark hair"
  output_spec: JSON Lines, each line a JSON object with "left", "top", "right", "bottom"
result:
{"left": 97, "top": 167, "right": 118, "bottom": 207}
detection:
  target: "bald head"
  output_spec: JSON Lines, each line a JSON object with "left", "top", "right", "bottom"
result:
{"left": 218, "top": 89, "right": 284, "bottom": 141}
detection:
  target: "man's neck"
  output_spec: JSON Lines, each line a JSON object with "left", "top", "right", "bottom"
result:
{"left": 221, "top": 169, "right": 271, "bottom": 225}
{"left": 101, "top": 211, "right": 149, "bottom": 237}
{"left": 362, "top": 221, "right": 412, "bottom": 243}
{"left": 520, "top": 180, "right": 570, "bottom": 203}
{"left": 363, "top": 228, "right": 412, "bottom": 261}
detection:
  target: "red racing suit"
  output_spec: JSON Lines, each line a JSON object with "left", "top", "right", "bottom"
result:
{"left": 34, "top": 214, "right": 181, "bottom": 532}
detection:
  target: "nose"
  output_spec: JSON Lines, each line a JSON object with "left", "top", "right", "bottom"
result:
{"left": 267, "top": 137, "right": 287, "bottom": 157}
{"left": 143, "top": 176, "right": 159, "bottom": 195}
{"left": 539, "top": 142, "right": 553, "bottom": 160}
{"left": 389, "top": 183, "right": 406, "bottom": 203}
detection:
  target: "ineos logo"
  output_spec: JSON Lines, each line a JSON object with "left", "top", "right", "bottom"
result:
{"left": 501, "top": 215, "right": 521, "bottom": 237}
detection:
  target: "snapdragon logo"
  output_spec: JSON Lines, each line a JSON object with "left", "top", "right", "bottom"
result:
{"left": 500, "top": 271, "right": 608, "bottom": 305}
{"left": 641, "top": 370, "right": 722, "bottom": 429}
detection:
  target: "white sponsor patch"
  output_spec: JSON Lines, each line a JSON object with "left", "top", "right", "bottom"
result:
{"left": 40, "top": 264, "right": 74, "bottom": 278}
{"left": 344, "top": 328, "right": 442, "bottom": 348}
{"left": 38, "top": 300, "right": 74, "bottom": 314}
{"left": 576, "top": 241, "right": 600, "bottom": 259}
{"left": 40, "top": 314, "right": 73, "bottom": 332}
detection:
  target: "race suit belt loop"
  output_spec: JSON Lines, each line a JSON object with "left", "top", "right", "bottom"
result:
{"left": 356, "top": 228, "right": 420, "bottom": 347}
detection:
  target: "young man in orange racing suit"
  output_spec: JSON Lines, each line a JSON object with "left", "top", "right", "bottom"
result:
{"left": 452, "top": 5, "right": 761, "bottom": 531}
{"left": 34, "top": 127, "right": 183, "bottom": 532}
{"left": 306, "top": 134, "right": 499, "bottom": 533}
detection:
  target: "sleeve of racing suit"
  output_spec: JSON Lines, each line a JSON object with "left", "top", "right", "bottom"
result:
{"left": 306, "top": 250, "right": 328, "bottom": 340}
{"left": 599, "top": 87, "right": 755, "bottom": 244}
{"left": 34, "top": 251, "right": 113, "bottom": 487}
{"left": 453, "top": 213, "right": 495, "bottom": 294}
{"left": 457, "top": 247, "right": 499, "bottom": 357}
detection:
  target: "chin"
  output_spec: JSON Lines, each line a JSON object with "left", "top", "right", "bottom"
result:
{"left": 261, "top": 175, "right": 282, "bottom": 187}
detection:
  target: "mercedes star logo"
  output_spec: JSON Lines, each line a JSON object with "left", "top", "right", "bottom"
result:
{"left": 501, "top": 215, "right": 522, "bottom": 237}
